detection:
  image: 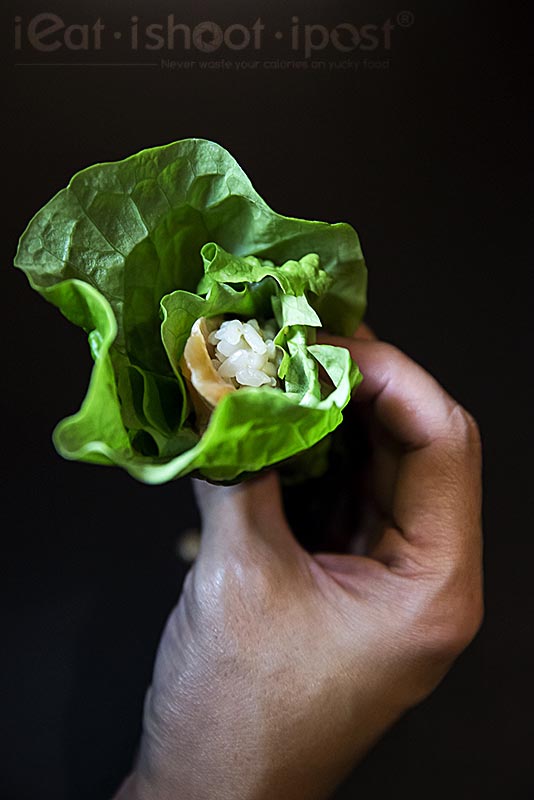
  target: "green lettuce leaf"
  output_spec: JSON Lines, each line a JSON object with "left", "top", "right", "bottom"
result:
{"left": 13, "top": 138, "right": 367, "bottom": 484}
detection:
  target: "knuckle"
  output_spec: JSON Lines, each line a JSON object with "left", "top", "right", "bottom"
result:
{"left": 448, "top": 403, "right": 482, "bottom": 452}
{"left": 395, "top": 563, "right": 485, "bottom": 662}
{"left": 414, "top": 591, "right": 484, "bottom": 661}
{"left": 462, "top": 407, "right": 481, "bottom": 439}
{"left": 230, "top": 547, "right": 274, "bottom": 597}
{"left": 186, "top": 554, "right": 274, "bottom": 647}
{"left": 375, "top": 341, "right": 404, "bottom": 367}
{"left": 432, "top": 607, "right": 483, "bottom": 659}
{"left": 212, "top": 546, "right": 275, "bottom": 611}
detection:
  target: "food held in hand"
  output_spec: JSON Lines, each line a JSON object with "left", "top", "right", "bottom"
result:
{"left": 14, "top": 139, "right": 367, "bottom": 484}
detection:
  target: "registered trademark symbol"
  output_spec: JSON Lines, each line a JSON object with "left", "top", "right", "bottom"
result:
{"left": 397, "top": 10, "right": 415, "bottom": 28}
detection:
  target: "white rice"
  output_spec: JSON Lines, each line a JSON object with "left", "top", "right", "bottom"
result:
{"left": 207, "top": 318, "right": 279, "bottom": 388}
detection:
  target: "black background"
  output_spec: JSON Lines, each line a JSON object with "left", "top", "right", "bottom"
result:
{"left": 2, "top": 1, "right": 532, "bottom": 798}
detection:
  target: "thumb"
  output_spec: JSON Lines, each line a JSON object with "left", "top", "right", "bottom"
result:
{"left": 192, "top": 471, "right": 300, "bottom": 565}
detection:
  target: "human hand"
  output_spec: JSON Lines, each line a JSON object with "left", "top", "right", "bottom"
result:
{"left": 115, "top": 329, "right": 483, "bottom": 800}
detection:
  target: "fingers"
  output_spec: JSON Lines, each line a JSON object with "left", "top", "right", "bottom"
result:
{"left": 192, "top": 471, "right": 299, "bottom": 567}
{"left": 352, "top": 322, "right": 377, "bottom": 341}
{"left": 319, "top": 335, "right": 483, "bottom": 567}
{"left": 320, "top": 333, "right": 478, "bottom": 448}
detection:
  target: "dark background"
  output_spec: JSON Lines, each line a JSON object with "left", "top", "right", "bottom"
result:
{"left": 2, "top": 1, "right": 532, "bottom": 798}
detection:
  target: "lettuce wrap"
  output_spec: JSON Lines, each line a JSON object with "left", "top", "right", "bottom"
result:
{"left": 13, "top": 139, "right": 367, "bottom": 484}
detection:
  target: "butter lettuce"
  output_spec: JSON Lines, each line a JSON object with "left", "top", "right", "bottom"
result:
{"left": 13, "top": 138, "right": 367, "bottom": 484}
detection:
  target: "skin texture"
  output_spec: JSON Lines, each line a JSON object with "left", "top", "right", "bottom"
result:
{"left": 115, "top": 326, "right": 484, "bottom": 800}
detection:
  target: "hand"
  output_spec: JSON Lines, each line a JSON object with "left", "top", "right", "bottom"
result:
{"left": 115, "top": 329, "right": 483, "bottom": 800}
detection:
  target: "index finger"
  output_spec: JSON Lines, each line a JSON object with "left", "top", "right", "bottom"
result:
{"left": 320, "top": 334, "right": 483, "bottom": 565}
